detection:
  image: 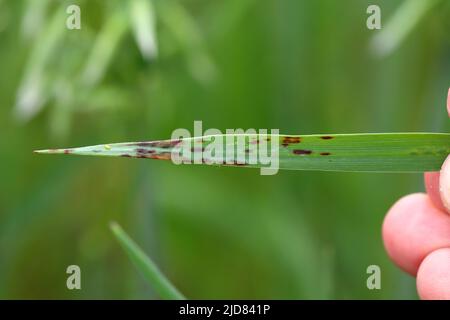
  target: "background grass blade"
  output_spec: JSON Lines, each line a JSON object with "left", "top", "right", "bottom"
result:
{"left": 110, "top": 222, "right": 186, "bottom": 300}
{"left": 156, "top": 0, "right": 216, "bottom": 85}
{"left": 371, "top": 0, "right": 441, "bottom": 57}
{"left": 14, "top": 5, "right": 66, "bottom": 122}
{"left": 35, "top": 132, "right": 450, "bottom": 173}
{"left": 128, "top": 0, "right": 158, "bottom": 60}
{"left": 81, "top": 8, "right": 129, "bottom": 87}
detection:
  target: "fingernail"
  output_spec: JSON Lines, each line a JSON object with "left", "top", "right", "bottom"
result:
{"left": 447, "top": 88, "right": 450, "bottom": 117}
{"left": 424, "top": 172, "right": 447, "bottom": 212}
{"left": 440, "top": 155, "right": 450, "bottom": 213}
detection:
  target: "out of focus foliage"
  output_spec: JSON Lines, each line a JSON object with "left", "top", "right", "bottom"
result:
{"left": 0, "top": 0, "right": 449, "bottom": 299}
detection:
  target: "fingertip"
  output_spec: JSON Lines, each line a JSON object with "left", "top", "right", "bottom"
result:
{"left": 417, "top": 248, "right": 450, "bottom": 300}
{"left": 424, "top": 172, "right": 447, "bottom": 213}
{"left": 447, "top": 88, "right": 450, "bottom": 117}
{"left": 382, "top": 193, "right": 450, "bottom": 275}
{"left": 439, "top": 155, "right": 450, "bottom": 213}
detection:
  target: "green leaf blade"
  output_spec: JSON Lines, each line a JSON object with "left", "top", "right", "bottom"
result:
{"left": 278, "top": 133, "right": 450, "bottom": 172}
{"left": 110, "top": 222, "right": 186, "bottom": 300}
{"left": 35, "top": 132, "right": 450, "bottom": 173}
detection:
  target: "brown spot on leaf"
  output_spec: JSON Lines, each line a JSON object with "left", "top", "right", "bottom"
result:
{"left": 132, "top": 139, "right": 181, "bottom": 149}
{"left": 293, "top": 149, "right": 312, "bottom": 155}
{"left": 320, "top": 136, "right": 334, "bottom": 140}
{"left": 149, "top": 152, "right": 172, "bottom": 160}
{"left": 222, "top": 160, "right": 247, "bottom": 166}
{"left": 320, "top": 152, "right": 331, "bottom": 156}
{"left": 281, "top": 136, "right": 302, "bottom": 147}
{"left": 136, "top": 148, "right": 155, "bottom": 155}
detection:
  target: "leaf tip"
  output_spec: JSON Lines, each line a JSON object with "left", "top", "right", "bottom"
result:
{"left": 33, "top": 148, "right": 67, "bottom": 154}
{"left": 33, "top": 149, "right": 52, "bottom": 154}
{"left": 109, "top": 221, "right": 120, "bottom": 233}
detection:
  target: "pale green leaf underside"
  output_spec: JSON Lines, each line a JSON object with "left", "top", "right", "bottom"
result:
{"left": 35, "top": 133, "right": 450, "bottom": 172}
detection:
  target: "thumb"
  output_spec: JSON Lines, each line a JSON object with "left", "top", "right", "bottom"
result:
{"left": 438, "top": 88, "right": 450, "bottom": 212}
{"left": 440, "top": 155, "right": 450, "bottom": 213}
{"left": 447, "top": 88, "right": 450, "bottom": 117}
{"left": 424, "top": 88, "right": 450, "bottom": 213}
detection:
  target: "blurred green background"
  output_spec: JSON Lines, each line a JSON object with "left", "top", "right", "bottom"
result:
{"left": 0, "top": 0, "right": 449, "bottom": 299}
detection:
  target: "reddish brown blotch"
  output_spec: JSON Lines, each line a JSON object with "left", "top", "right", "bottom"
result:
{"left": 293, "top": 149, "right": 312, "bottom": 155}
{"left": 281, "top": 136, "right": 302, "bottom": 147}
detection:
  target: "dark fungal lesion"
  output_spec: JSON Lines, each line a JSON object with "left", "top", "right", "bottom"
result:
{"left": 137, "top": 152, "right": 172, "bottom": 160}
{"left": 222, "top": 160, "right": 247, "bottom": 166}
{"left": 281, "top": 136, "right": 302, "bottom": 147}
{"left": 136, "top": 148, "right": 156, "bottom": 155}
{"left": 119, "top": 146, "right": 174, "bottom": 160}
{"left": 131, "top": 139, "right": 182, "bottom": 148}
{"left": 320, "top": 136, "right": 334, "bottom": 140}
{"left": 292, "top": 149, "right": 331, "bottom": 156}
{"left": 292, "top": 149, "right": 312, "bottom": 155}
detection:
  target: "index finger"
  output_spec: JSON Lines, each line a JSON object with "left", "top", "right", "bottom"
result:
{"left": 424, "top": 88, "right": 450, "bottom": 213}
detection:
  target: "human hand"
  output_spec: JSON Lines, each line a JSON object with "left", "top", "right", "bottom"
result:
{"left": 382, "top": 89, "right": 450, "bottom": 299}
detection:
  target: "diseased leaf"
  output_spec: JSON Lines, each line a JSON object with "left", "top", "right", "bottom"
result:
{"left": 35, "top": 132, "right": 450, "bottom": 172}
